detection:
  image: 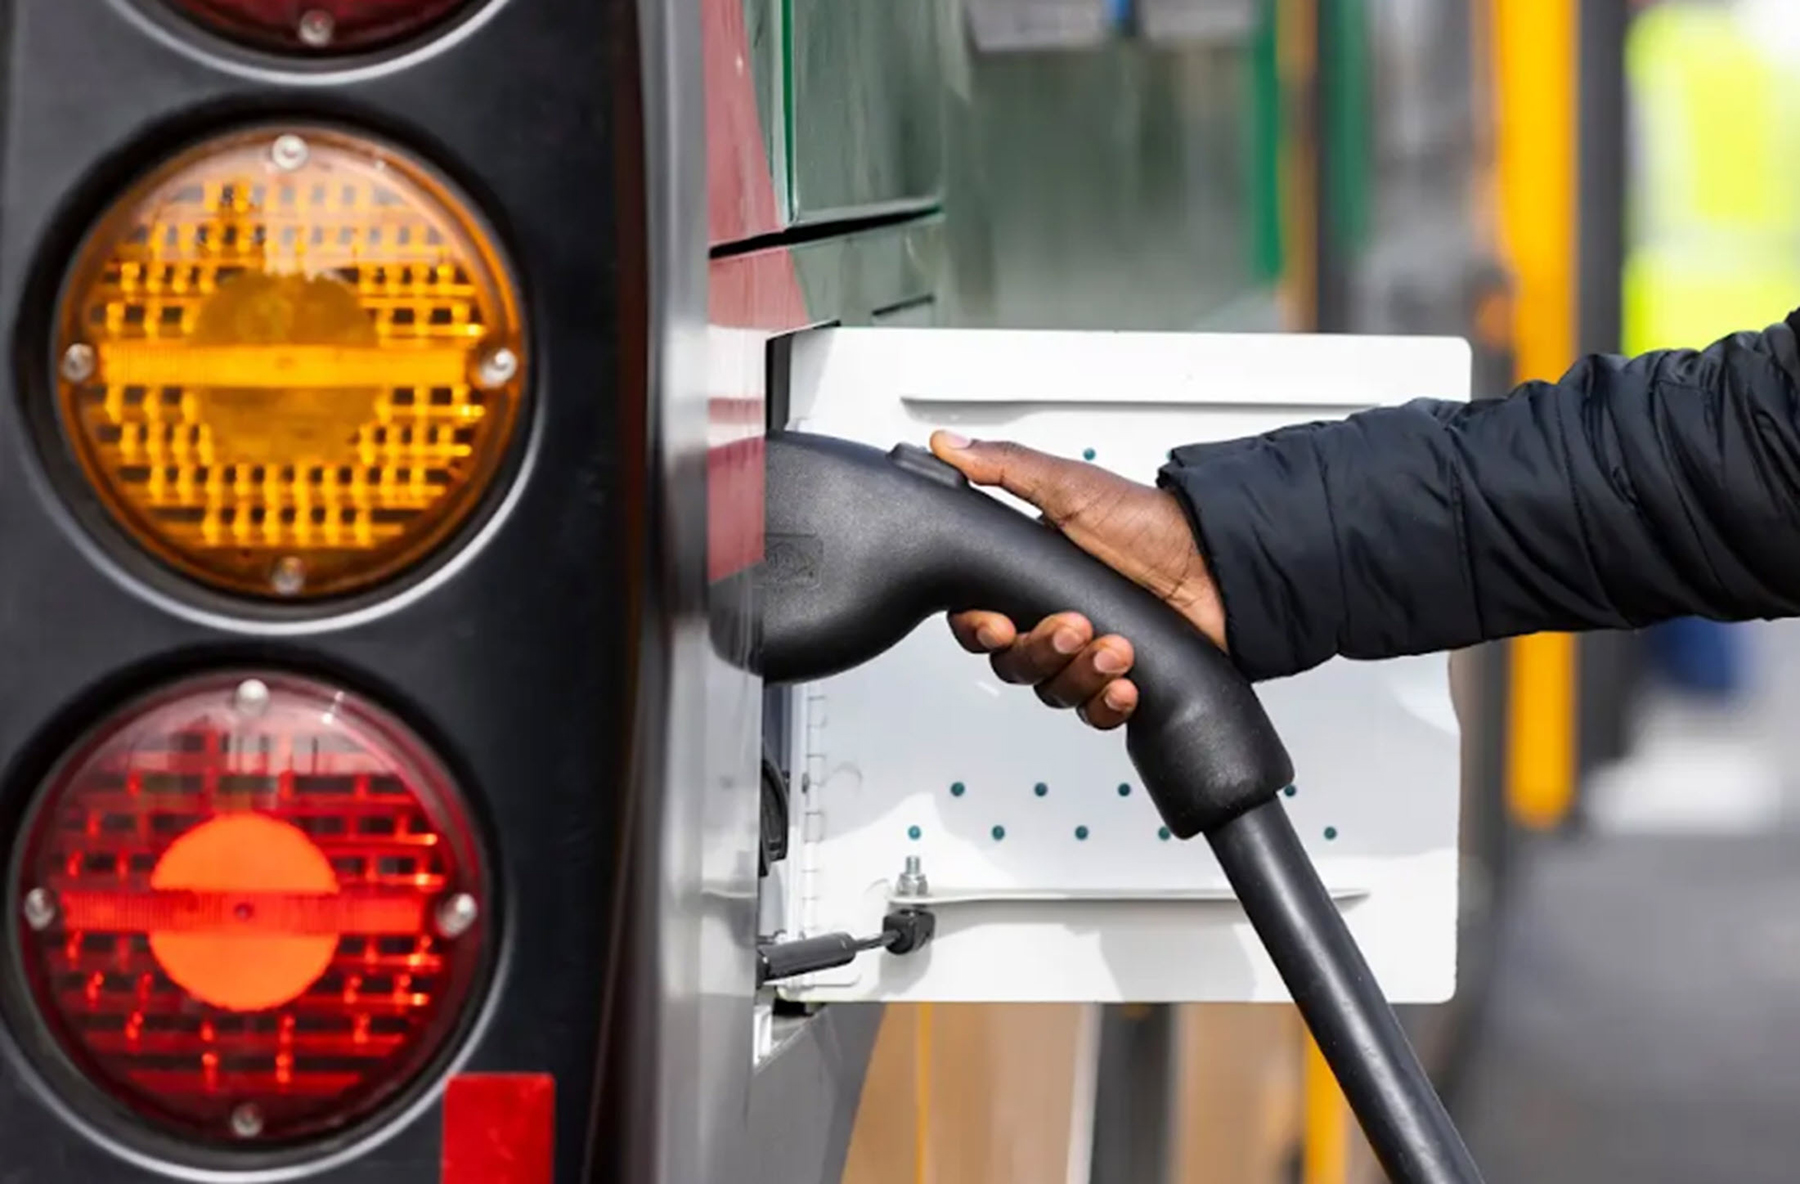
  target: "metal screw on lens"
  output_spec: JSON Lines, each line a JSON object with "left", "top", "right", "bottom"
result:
{"left": 297, "top": 9, "right": 335, "bottom": 47}
{"left": 896, "top": 855, "right": 928, "bottom": 899}
{"left": 270, "top": 556, "right": 306, "bottom": 597}
{"left": 474, "top": 346, "right": 519, "bottom": 389}
{"left": 230, "top": 1103, "right": 264, "bottom": 1139}
{"left": 59, "top": 343, "right": 96, "bottom": 383}
{"left": 233, "top": 679, "right": 272, "bottom": 716}
{"left": 436, "top": 892, "right": 478, "bottom": 938}
{"left": 21, "top": 889, "right": 55, "bottom": 932}
{"left": 269, "top": 134, "right": 310, "bottom": 172}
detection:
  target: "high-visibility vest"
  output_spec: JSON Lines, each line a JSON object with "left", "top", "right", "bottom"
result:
{"left": 1623, "top": 3, "right": 1800, "bottom": 353}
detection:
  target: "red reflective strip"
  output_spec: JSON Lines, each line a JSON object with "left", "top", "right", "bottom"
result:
{"left": 708, "top": 248, "right": 807, "bottom": 331}
{"left": 708, "top": 432, "right": 765, "bottom": 582}
{"left": 442, "top": 1074, "right": 555, "bottom": 1184}
{"left": 58, "top": 889, "right": 426, "bottom": 934}
{"left": 703, "top": 0, "right": 783, "bottom": 244}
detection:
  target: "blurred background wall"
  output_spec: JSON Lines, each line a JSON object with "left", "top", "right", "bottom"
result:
{"left": 754, "top": 0, "right": 1800, "bottom": 1179}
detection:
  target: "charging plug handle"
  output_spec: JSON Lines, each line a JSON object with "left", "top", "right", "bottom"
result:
{"left": 760, "top": 432, "right": 1293, "bottom": 836}
{"left": 756, "top": 431, "right": 1480, "bottom": 1184}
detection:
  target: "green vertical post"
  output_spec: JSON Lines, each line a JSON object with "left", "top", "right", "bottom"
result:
{"left": 1248, "top": 0, "right": 1284, "bottom": 286}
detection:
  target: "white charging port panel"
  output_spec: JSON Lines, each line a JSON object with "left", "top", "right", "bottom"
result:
{"left": 771, "top": 327, "right": 1471, "bottom": 1004}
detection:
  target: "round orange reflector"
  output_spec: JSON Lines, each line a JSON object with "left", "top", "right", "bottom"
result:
{"left": 54, "top": 126, "right": 527, "bottom": 601}
{"left": 148, "top": 814, "right": 341, "bottom": 1012}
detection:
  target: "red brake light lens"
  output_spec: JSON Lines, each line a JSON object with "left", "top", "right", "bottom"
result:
{"left": 164, "top": 0, "right": 477, "bottom": 54}
{"left": 10, "top": 672, "right": 487, "bottom": 1147}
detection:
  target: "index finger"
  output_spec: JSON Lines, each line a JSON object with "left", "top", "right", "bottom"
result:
{"left": 929, "top": 432, "right": 1056, "bottom": 505}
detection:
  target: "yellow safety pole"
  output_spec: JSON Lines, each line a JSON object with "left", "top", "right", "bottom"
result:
{"left": 1493, "top": 0, "right": 1581, "bottom": 831}
{"left": 1280, "top": 0, "right": 1358, "bottom": 1175}
{"left": 912, "top": 1004, "right": 933, "bottom": 1184}
{"left": 1301, "top": 1035, "right": 1348, "bottom": 1184}
{"left": 1279, "top": 0, "right": 1318, "bottom": 331}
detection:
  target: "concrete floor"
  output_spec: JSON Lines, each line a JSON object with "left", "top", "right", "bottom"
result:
{"left": 1454, "top": 620, "right": 1800, "bottom": 1182}
{"left": 1458, "top": 833, "right": 1800, "bottom": 1182}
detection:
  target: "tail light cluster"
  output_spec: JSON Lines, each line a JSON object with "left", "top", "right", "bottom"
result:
{"left": 5, "top": 0, "right": 518, "bottom": 1164}
{"left": 10, "top": 672, "right": 487, "bottom": 1146}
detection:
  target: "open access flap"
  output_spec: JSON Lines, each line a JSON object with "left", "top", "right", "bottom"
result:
{"left": 772, "top": 327, "right": 1471, "bottom": 1004}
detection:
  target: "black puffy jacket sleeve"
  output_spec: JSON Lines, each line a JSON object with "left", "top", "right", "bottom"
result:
{"left": 1158, "top": 312, "right": 1800, "bottom": 682}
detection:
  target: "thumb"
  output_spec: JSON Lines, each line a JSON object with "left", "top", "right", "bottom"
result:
{"left": 929, "top": 431, "right": 1111, "bottom": 526}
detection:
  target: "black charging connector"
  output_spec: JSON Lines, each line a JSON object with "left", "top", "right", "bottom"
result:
{"left": 756, "top": 907, "right": 936, "bottom": 987}
{"left": 757, "top": 747, "right": 789, "bottom": 876}
{"left": 748, "top": 431, "right": 1480, "bottom": 1182}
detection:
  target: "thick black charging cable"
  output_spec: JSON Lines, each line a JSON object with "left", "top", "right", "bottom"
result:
{"left": 1210, "top": 799, "right": 1483, "bottom": 1183}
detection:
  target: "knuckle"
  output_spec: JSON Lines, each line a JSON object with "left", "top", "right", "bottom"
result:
{"left": 989, "top": 442, "right": 1046, "bottom": 498}
{"left": 994, "top": 645, "right": 1050, "bottom": 685}
{"left": 1042, "top": 666, "right": 1102, "bottom": 711}
{"left": 1022, "top": 629, "right": 1062, "bottom": 662}
{"left": 991, "top": 658, "right": 1029, "bottom": 686}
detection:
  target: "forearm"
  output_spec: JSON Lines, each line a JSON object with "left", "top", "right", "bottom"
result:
{"left": 1160, "top": 313, "right": 1800, "bottom": 681}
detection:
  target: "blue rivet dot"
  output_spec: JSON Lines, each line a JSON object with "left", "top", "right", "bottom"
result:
{"left": 908, "top": 825, "right": 922, "bottom": 840}
{"left": 1324, "top": 826, "right": 1338, "bottom": 841}
{"left": 991, "top": 825, "right": 1006, "bottom": 841}
{"left": 1283, "top": 785, "right": 1298, "bottom": 798}
{"left": 950, "top": 782, "right": 966, "bottom": 797}
{"left": 1158, "top": 827, "right": 1172, "bottom": 841}
{"left": 1082, "top": 448, "right": 1097, "bottom": 461}
{"left": 1034, "top": 782, "right": 1049, "bottom": 798}
{"left": 1074, "top": 826, "right": 1090, "bottom": 840}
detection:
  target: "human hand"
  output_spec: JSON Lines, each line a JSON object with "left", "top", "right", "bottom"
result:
{"left": 930, "top": 431, "right": 1226, "bottom": 730}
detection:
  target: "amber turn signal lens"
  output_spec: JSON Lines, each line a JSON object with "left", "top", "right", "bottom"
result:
{"left": 54, "top": 126, "right": 526, "bottom": 601}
